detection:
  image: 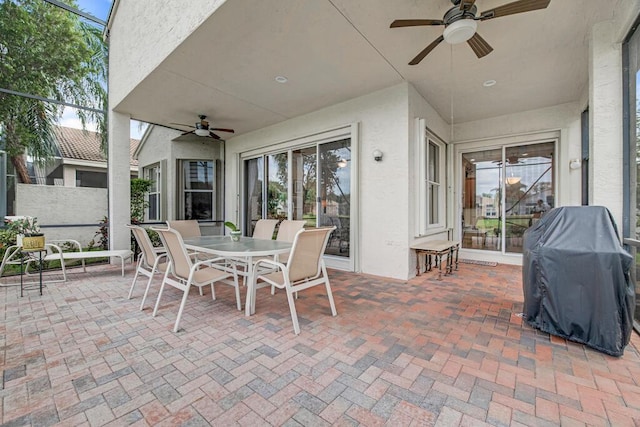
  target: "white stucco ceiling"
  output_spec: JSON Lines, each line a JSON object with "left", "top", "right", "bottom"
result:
{"left": 114, "top": 0, "right": 617, "bottom": 137}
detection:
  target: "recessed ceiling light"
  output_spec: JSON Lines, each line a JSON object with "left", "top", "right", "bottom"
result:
{"left": 275, "top": 76, "right": 288, "bottom": 83}
{"left": 483, "top": 79, "right": 497, "bottom": 87}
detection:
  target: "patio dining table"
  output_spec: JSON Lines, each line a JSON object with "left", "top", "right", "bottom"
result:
{"left": 183, "top": 235, "right": 292, "bottom": 316}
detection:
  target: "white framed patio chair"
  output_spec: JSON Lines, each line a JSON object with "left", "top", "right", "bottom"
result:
{"left": 268, "top": 219, "right": 306, "bottom": 294}
{"left": 249, "top": 226, "right": 337, "bottom": 335}
{"left": 0, "top": 242, "right": 67, "bottom": 286}
{"left": 166, "top": 220, "right": 201, "bottom": 238}
{"left": 167, "top": 219, "right": 206, "bottom": 260}
{"left": 252, "top": 219, "right": 279, "bottom": 240}
{"left": 151, "top": 227, "right": 240, "bottom": 333}
{"left": 127, "top": 225, "right": 169, "bottom": 310}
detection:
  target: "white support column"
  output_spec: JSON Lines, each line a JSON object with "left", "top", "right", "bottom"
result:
{"left": 589, "top": 21, "right": 623, "bottom": 231}
{"left": 108, "top": 110, "right": 131, "bottom": 250}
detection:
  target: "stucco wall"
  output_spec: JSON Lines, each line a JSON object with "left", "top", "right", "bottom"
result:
{"left": 454, "top": 101, "right": 584, "bottom": 207}
{"left": 108, "top": 0, "right": 227, "bottom": 109}
{"left": 225, "top": 83, "right": 413, "bottom": 279}
{"left": 16, "top": 184, "right": 107, "bottom": 246}
{"left": 137, "top": 125, "right": 224, "bottom": 234}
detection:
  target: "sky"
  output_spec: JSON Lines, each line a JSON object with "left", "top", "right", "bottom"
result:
{"left": 55, "top": 0, "right": 147, "bottom": 140}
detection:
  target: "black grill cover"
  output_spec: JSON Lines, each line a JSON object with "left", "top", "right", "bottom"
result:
{"left": 522, "top": 206, "right": 635, "bottom": 356}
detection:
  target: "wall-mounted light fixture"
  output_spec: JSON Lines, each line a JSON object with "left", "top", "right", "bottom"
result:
{"left": 569, "top": 159, "right": 581, "bottom": 170}
{"left": 373, "top": 149, "right": 383, "bottom": 162}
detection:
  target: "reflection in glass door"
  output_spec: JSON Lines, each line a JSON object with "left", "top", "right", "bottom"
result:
{"left": 267, "top": 153, "right": 288, "bottom": 220}
{"left": 243, "top": 138, "right": 352, "bottom": 259}
{"left": 291, "top": 147, "right": 316, "bottom": 226}
{"left": 462, "top": 142, "right": 555, "bottom": 253}
{"left": 244, "top": 157, "right": 264, "bottom": 235}
{"left": 319, "top": 139, "right": 351, "bottom": 257}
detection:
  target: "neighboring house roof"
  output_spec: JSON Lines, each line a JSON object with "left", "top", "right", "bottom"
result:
{"left": 54, "top": 126, "right": 139, "bottom": 167}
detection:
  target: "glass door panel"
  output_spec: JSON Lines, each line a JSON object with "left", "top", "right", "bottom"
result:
{"left": 291, "top": 147, "right": 316, "bottom": 227}
{"left": 266, "top": 153, "right": 288, "bottom": 221}
{"left": 461, "top": 142, "right": 555, "bottom": 254}
{"left": 319, "top": 139, "right": 351, "bottom": 257}
{"left": 462, "top": 150, "right": 502, "bottom": 251}
{"left": 504, "top": 143, "right": 554, "bottom": 253}
{"left": 244, "top": 157, "right": 264, "bottom": 236}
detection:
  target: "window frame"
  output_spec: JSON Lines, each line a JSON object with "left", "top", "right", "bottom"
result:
{"left": 418, "top": 122, "right": 446, "bottom": 235}
{"left": 179, "top": 159, "right": 215, "bottom": 221}
{"left": 143, "top": 162, "right": 161, "bottom": 221}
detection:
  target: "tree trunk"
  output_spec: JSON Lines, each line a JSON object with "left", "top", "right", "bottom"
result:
{"left": 11, "top": 155, "right": 31, "bottom": 184}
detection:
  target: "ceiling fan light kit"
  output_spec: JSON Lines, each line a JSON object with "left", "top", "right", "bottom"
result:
{"left": 390, "top": 0, "right": 551, "bottom": 64}
{"left": 443, "top": 19, "right": 477, "bottom": 44}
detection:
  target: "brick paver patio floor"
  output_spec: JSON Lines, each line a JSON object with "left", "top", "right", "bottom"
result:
{"left": 1, "top": 262, "right": 639, "bottom": 426}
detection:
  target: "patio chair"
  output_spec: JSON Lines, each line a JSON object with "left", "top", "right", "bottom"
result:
{"left": 252, "top": 219, "right": 279, "bottom": 239}
{"left": 268, "top": 219, "right": 306, "bottom": 294}
{"left": 151, "top": 227, "right": 240, "bottom": 332}
{"left": 166, "top": 220, "right": 201, "bottom": 238}
{"left": 127, "top": 225, "right": 169, "bottom": 310}
{"left": 167, "top": 219, "right": 203, "bottom": 259}
{"left": 0, "top": 242, "right": 67, "bottom": 286}
{"left": 249, "top": 226, "right": 337, "bottom": 335}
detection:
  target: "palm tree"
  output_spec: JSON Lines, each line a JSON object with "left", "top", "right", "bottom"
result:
{"left": 0, "top": 0, "right": 107, "bottom": 183}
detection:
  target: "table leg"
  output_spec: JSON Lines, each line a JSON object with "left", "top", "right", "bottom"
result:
{"left": 20, "top": 253, "right": 24, "bottom": 298}
{"left": 244, "top": 256, "right": 255, "bottom": 316}
{"left": 39, "top": 251, "right": 43, "bottom": 295}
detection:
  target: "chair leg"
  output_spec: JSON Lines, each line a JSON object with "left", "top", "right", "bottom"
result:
{"left": 59, "top": 255, "right": 67, "bottom": 282}
{"left": 210, "top": 283, "right": 216, "bottom": 300}
{"left": 140, "top": 271, "right": 155, "bottom": 310}
{"left": 233, "top": 273, "right": 241, "bottom": 311}
{"left": 285, "top": 287, "right": 301, "bottom": 335}
{"left": 199, "top": 286, "right": 203, "bottom": 296}
{"left": 153, "top": 269, "right": 171, "bottom": 317}
{"left": 173, "top": 285, "right": 191, "bottom": 333}
{"left": 128, "top": 258, "right": 143, "bottom": 299}
{"left": 322, "top": 264, "right": 337, "bottom": 316}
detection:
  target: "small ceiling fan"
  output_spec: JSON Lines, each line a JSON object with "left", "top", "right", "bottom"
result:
{"left": 172, "top": 115, "right": 235, "bottom": 140}
{"left": 390, "top": 0, "right": 551, "bottom": 65}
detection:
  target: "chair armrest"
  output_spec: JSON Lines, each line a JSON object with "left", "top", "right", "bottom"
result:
{"left": 253, "top": 258, "right": 284, "bottom": 272}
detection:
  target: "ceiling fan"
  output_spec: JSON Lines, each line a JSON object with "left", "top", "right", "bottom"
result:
{"left": 390, "top": 0, "right": 551, "bottom": 65}
{"left": 172, "top": 115, "right": 235, "bottom": 140}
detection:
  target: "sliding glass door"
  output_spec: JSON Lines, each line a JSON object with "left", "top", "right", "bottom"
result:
{"left": 243, "top": 138, "right": 352, "bottom": 264}
{"left": 461, "top": 141, "right": 555, "bottom": 254}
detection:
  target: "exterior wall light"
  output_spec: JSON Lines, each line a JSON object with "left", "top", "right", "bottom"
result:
{"left": 569, "top": 159, "right": 581, "bottom": 170}
{"left": 373, "top": 149, "right": 383, "bottom": 162}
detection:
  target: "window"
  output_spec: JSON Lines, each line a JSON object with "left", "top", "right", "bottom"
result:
{"left": 180, "top": 160, "right": 214, "bottom": 220}
{"left": 76, "top": 170, "right": 107, "bottom": 188}
{"left": 419, "top": 129, "right": 445, "bottom": 234}
{"left": 144, "top": 163, "right": 161, "bottom": 221}
{"left": 427, "top": 140, "right": 441, "bottom": 226}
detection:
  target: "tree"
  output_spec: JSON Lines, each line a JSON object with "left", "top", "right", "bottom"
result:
{"left": 0, "top": 0, "right": 107, "bottom": 183}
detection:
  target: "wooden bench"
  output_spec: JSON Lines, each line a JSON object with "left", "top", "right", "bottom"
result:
{"left": 411, "top": 240, "right": 459, "bottom": 280}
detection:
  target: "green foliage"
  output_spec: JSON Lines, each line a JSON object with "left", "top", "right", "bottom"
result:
{"left": 145, "top": 227, "right": 162, "bottom": 247}
{"left": 224, "top": 221, "right": 239, "bottom": 232}
{"left": 94, "top": 216, "right": 108, "bottom": 250}
{"left": 130, "top": 178, "right": 153, "bottom": 224}
{"left": 4, "top": 216, "right": 40, "bottom": 235}
{"left": 0, "top": 0, "right": 108, "bottom": 182}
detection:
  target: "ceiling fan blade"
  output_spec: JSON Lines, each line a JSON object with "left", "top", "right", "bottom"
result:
{"left": 210, "top": 127, "right": 235, "bottom": 133}
{"left": 480, "top": 0, "right": 550, "bottom": 20}
{"left": 409, "top": 35, "right": 444, "bottom": 65}
{"left": 209, "top": 132, "right": 222, "bottom": 140}
{"left": 181, "top": 130, "right": 195, "bottom": 136}
{"left": 171, "top": 122, "right": 195, "bottom": 128}
{"left": 467, "top": 33, "right": 493, "bottom": 58}
{"left": 459, "top": 0, "right": 476, "bottom": 11}
{"left": 390, "top": 19, "right": 444, "bottom": 28}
